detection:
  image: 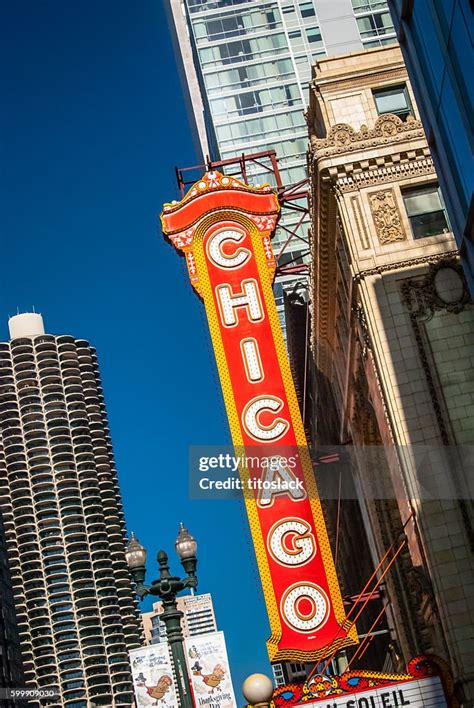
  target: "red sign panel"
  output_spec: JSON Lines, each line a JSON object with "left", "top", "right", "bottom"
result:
{"left": 161, "top": 171, "right": 357, "bottom": 661}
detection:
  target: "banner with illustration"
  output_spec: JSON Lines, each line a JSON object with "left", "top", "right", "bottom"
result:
{"left": 185, "top": 631, "right": 237, "bottom": 708}
{"left": 130, "top": 644, "right": 179, "bottom": 708}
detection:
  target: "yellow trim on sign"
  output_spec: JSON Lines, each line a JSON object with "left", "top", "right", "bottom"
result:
{"left": 251, "top": 228, "right": 359, "bottom": 657}
{"left": 192, "top": 211, "right": 283, "bottom": 652}
{"left": 190, "top": 208, "right": 357, "bottom": 662}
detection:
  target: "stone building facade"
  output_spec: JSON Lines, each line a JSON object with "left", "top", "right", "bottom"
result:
{"left": 307, "top": 45, "right": 473, "bottom": 703}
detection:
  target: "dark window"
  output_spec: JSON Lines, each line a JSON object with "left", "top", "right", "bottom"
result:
{"left": 300, "top": 2, "right": 316, "bottom": 17}
{"left": 266, "top": 10, "right": 277, "bottom": 28}
{"left": 206, "top": 16, "right": 240, "bottom": 39}
{"left": 278, "top": 251, "right": 305, "bottom": 266}
{"left": 290, "top": 661, "right": 305, "bottom": 672}
{"left": 284, "top": 85, "right": 297, "bottom": 106}
{"left": 306, "top": 27, "right": 322, "bottom": 43}
{"left": 238, "top": 66, "right": 250, "bottom": 88}
{"left": 63, "top": 671, "right": 83, "bottom": 680}
{"left": 222, "top": 16, "right": 241, "bottom": 36}
{"left": 64, "top": 680, "right": 84, "bottom": 690}
{"left": 402, "top": 184, "right": 450, "bottom": 238}
{"left": 273, "top": 282, "right": 284, "bottom": 307}
{"left": 219, "top": 40, "right": 251, "bottom": 64}
{"left": 237, "top": 91, "right": 262, "bottom": 116}
{"left": 373, "top": 84, "right": 413, "bottom": 120}
{"left": 288, "top": 30, "right": 302, "bottom": 39}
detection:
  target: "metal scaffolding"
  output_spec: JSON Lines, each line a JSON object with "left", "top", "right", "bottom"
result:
{"left": 175, "top": 149, "right": 310, "bottom": 279}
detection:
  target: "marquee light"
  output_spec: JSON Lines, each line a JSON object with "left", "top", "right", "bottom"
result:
{"left": 161, "top": 171, "right": 357, "bottom": 661}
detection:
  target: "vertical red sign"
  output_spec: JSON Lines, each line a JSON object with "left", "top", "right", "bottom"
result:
{"left": 161, "top": 171, "right": 357, "bottom": 661}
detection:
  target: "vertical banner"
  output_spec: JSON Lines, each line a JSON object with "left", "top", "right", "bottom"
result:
{"left": 185, "top": 631, "right": 237, "bottom": 708}
{"left": 161, "top": 171, "right": 358, "bottom": 661}
{"left": 130, "top": 644, "right": 179, "bottom": 708}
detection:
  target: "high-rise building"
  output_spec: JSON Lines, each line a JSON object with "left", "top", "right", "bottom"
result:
{"left": 0, "top": 313, "right": 142, "bottom": 707}
{"left": 138, "top": 594, "right": 220, "bottom": 708}
{"left": 0, "top": 510, "right": 25, "bottom": 703}
{"left": 165, "top": 0, "right": 397, "bottom": 336}
{"left": 142, "top": 593, "right": 217, "bottom": 645}
{"left": 387, "top": 0, "right": 474, "bottom": 295}
{"left": 166, "top": 0, "right": 397, "bottom": 166}
{"left": 307, "top": 44, "right": 474, "bottom": 702}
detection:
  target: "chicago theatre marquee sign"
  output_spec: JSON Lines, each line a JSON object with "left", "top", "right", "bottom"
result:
{"left": 161, "top": 171, "right": 357, "bottom": 662}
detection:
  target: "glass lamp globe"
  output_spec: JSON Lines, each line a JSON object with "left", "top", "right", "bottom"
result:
{"left": 125, "top": 533, "right": 147, "bottom": 569}
{"left": 242, "top": 674, "right": 274, "bottom": 705}
{"left": 175, "top": 523, "right": 197, "bottom": 560}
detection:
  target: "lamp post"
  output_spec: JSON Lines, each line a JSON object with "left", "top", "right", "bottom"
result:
{"left": 126, "top": 524, "right": 198, "bottom": 708}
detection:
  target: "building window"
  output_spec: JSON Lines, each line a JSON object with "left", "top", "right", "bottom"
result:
{"left": 273, "top": 282, "right": 284, "bottom": 309}
{"left": 205, "top": 16, "right": 242, "bottom": 40}
{"left": 272, "top": 662, "right": 285, "bottom": 686}
{"left": 219, "top": 39, "right": 252, "bottom": 65}
{"left": 300, "top": 2, "right": 316, "bottom": 17}
{"left": 352, "top": 0, "right": 388, "bottom": 12}
{"left": 266, "top": 10, "right": 277, "bottom": 28}
{"left": 373, "top": 85, "right": 413, "bottom": 121}
{"left": 306, "top": 27, "right": 322, "bottom": 44}
{"left": 290, "top": 662, "right": 305, "bottom": 672}
{"left": 356, "top": 11, "right": 394, "bottom": 41}
{"left": 402, "top": 184, "right": 450, "bottom": 239}
{"left": 278, "top": 250, "right": 305, "bottom": 267}
{"left": 237, "top": 91, "right": 262, "bottom": 116}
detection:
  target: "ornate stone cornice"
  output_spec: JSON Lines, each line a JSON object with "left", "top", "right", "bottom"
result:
{"left": 353, "top": 250, "right": 459, "bottom": 283}
{"left": 310, "top": 114, "right": 425, "bottom": 158}
{"left": 311, "top": 66, "right": 406, "bottom": 95}
{"left": 335, "top": 152, "right": 435, "bottom": 192}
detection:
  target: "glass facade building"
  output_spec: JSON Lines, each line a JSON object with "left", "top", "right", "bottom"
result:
{"left": 166, "top": 0, "right": 396, "bottom": 334}
{"left": 142, "top": 593, "right": 217, "bottom": 645}
{"left": 388, "top": 0, "right": 474, "bottom": 294}
{"left": 352, "top": 0, "right": 397, "bottom": 47}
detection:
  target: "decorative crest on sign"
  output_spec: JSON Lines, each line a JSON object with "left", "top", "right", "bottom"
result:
{"left": 269, "top": 654, "right": 454, "bottom": 708}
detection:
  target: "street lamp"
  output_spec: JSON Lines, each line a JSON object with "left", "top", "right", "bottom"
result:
{"left": 126, "top": 524, "right": 198, "bottom": 708}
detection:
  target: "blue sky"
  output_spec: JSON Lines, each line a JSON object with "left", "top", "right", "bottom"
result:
{"left": 1, "top": 0, "right": 272, "bottom": 694}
